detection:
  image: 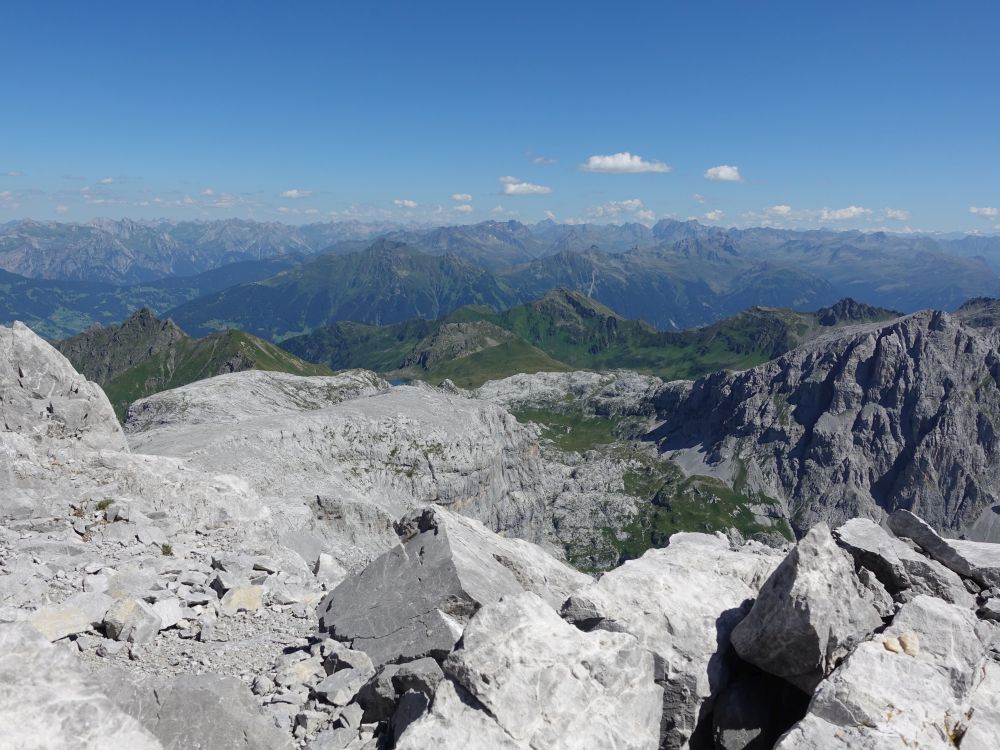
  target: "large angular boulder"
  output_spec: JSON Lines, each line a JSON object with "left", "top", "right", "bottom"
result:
{"left": 888, "top": 509, "right": 1000, "bottom": 588}
{"left": 562, "top": 532, "right": 781, "bottom": 749}
{"left": 731, "top": 524, "right": 883, "bottom": 693}
{"left": 97, "top": 668, "right": 294, "bottom": 750}
{"left": 317, "top": 507, "right": 590, "bottom": 666}
{"left": 833, "top": 517, "right": 973, "bottom": 606}
{"left": 0, "top": 623, "right": 161, "bottom": 749}
{"left": 775, "top": 595, "right": 994, "bottom": 748}
{"left": 0, "top": 321, "right": 128, "bottom": 453}
{"left": 397, "top": 592, "right": 662, "bottom": 750}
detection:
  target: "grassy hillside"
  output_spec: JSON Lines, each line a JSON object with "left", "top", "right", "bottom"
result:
{"left": 97, "top": 328, "right": 332, "bottom": 418}
{"left": 281, "top": 290, "right": 900, "bottom": 387}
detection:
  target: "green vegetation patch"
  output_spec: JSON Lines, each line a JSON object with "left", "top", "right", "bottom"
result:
{"left": 510, "top": 407, "right": 620, "bottom": 453}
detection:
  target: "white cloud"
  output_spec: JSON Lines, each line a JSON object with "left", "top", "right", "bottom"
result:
{"left": 451, "top": 193, "right": 472, "bottom": 202}
{"left": 544, "top": 210, "right": 556, "bottom": 221}
{"left": 4, "top": 171, "right": 22, "bottom": 177}
{"left": 281, "top": 189, "right": 312, "bottom": 199}
{"left": 704, "top": 209, "right": 724, "bottom": 221}
{"left": 704, "top": 165, "right": 743, "bottom": 182}
{"left": 883, "top": 208, "right": 911, "bottom": 221}
{"left": 304, "top": 208, "right": 319, "bottom": 215}
{"left": 454, "top": 204, "right": 473, "bottom": 213}
{"left": 580, "top": 152, "right": 671, "bottom": 174}
{"left": 970, "top": 206, "right": 999, "bottom": 219}
{"left": 767, "top": 204, "right": 792, "bottom": 216}
{"left": 819, "top": 205, "right": 872, "bottom": 221}
{"left": 589, "top": 198, "right": 644, "bottom": 217}
{"left": 528, "top": 152, "right": 557, "bottom": 165}
{"left": 500, "top": 176, "right": 551, "bottom": 195}
{"left": 201, "top": 188, "right": 215, "bottom": 196}
{"left": 393, "top": 198, "right": 418, "bottom": 208}
{"left": 99, "top": 176, "right": 114, "bottom": 184}
{"left": 55, "top": 204, "right": 69, "bottom": 214}
{"left": 692, "top": 193, "right": 705, "bottom": 204}
{"left": 587, "top": 198, "right": 657, "bottom": 224}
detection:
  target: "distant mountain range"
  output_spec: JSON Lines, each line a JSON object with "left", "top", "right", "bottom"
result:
{"left": 2, "top": 217, "right": 999, "bottom": 340}
{"left": 280, "top": 289, "right": 900, "bottom": 387}
{"left": 54, "top": 308, "right": 330, "bottom": 417}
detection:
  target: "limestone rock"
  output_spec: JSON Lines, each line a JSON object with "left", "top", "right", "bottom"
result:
{"left": 398, "top": 593, "right": 662, "bottom": 750}
{"left": 0, "top": 321, "right": 128, "bottom": 454}
{"left": 125, "top": 368, "right": 389, "bottom": 433}
{"left": 103, "top": 597, "right": 163, "bottom": 644}
{"left": 834, "top": 517, "right": 973, "bottom": 606}
{"left": 775, "top": 596, "right": 992, "bottom": 749}
{"left": 562, "top": 532, "right": 780, "bottom": 749}
{"left": 219, "top": 585, "right": 265, "bottom": 615}
{"left": 731, "top": 524, "right": 883, "bottom": 693}
{"left": 28, "top": 603, "right": 92, "bottom": 642}
{"left": 888, "top": 509, "right": 1000, "bottom": 588}
{"left": 0, "top": 623, "right": 161, "bottom": 749}
{"left": 649, "top": 311, "right": 1000, "bottom": 540}
{"left": 317, "top": 506, "right": 590, "bottom": 666}
{"left": 98, "top": 668, "right": 294, "bottom": 750}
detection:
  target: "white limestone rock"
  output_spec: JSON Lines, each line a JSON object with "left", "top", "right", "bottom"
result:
{"left": 397, "top": 592, "right": 662, "bottom": 750}
{"left": 889, "top": 509, "right": 1000, "bottom": 588}
{"left": 834, "top": 517, "right": 974, "bottom": 606}
{"left": 474, "top": 369, "right": 666, "bottom": 418}
{"left": 775, "top": 595, "right": 994, "bottom": 749}
{"left": 0, "top": 623, "right": 162, "bottom": 750}
{"left": 731, "top": 524, "right": 883, "bottom": 693}
{"left": 28, "top": 603, "right": 92, "bottom": 642}
{"left": 103, "top": 597, "right": 163, "bottom": 644}
{"left": 561, "top": 532, "right": 781, "bottom": 749}
{"left": 125, "top": 368, "right": 389, "bottom": 434}
{"left": 0, "top": 321, "right": 127, "bottom": 454}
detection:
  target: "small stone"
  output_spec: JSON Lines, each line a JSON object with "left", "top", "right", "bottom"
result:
{"left": 898, "top": 632, "right": 920, "bottom": 656}
{"left": 882, "top": 636, "right": 902, "bottom": 654}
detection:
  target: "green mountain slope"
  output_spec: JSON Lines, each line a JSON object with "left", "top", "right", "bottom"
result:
{"left": 55, "top": 310, "right": 333, "bottom": 418}
{"left": 103, "top": 329, "right": 332, "bottom": 418}
{"left": 280, "top": 290, "right": 900, "bottom": 387}
{"left": 166, "top": 240, "right": 522, "bottom": 339}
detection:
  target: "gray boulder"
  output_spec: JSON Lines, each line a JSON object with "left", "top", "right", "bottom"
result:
{"left": 834, "top": 517, "right": 973, "bottom": 606}
{"left": 888, "top": 509, "right": 1000, "bottom": 588}
{"left": 775, "top": 595, "right": 993, "bottom": 748}
{"left": 562, "top": 532, "right": 780, "bottom": 749}
{"left": 0, "top": 623, "right": 161, "bottom": 749}
{"left": 98, "top": 668, "right": 294, "bottom": 750}
{"left": 103, "top": 597, "right": 162, "bottom": 644}
{"left": 317, "top": 506, "right": 590, "bottom": 666}
{"left": 397, "top": 592, "right": 662, "bottom": 750}
{"left": 731, "top": 523, "right": 883, "bottom": 693}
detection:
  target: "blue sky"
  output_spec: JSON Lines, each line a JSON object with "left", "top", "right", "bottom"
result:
{"left": 1, "top": 1, "right": 997, "bottom": 232}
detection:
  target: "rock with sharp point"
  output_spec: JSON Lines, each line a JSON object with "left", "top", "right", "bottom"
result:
{"left": 731, "top": 524, "right": 883, "bottom": 693}
{"left": 317, "top": 506, "right": 590, "bottom": 667}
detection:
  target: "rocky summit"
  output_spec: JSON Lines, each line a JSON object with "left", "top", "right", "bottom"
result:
{"left": 2, "top": 319, "right": 1000, "bottom": 750}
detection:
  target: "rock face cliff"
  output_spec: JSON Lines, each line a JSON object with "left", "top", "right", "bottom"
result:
{"left": 650, "top": 310, "right": 1000, "bottom": 541}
